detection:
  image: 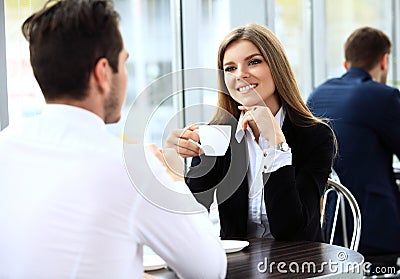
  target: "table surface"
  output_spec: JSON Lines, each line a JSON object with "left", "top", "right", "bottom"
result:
{"left": 148, "top": 238, "right": 365, "bottom": 279}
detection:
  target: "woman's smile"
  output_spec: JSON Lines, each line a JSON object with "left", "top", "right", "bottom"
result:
{"left": 237, "top": 83, "right": 258, "bottom": 93}
{"left": 223, "top": 39, "right": 279, "bottom": 108}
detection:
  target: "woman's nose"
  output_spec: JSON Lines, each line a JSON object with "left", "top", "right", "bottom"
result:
{"left": 236, "top": 65, "right": 249, "bottom": 79}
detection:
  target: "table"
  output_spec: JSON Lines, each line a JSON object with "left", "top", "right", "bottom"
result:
{"left": 148, "top": 238, "right": 365, "bottom": 278}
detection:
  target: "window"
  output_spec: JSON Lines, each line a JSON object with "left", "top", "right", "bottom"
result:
{"left": 1, "top": 0, "right": 400, "bottom": 134}
{"left": 4, "top": 0, "right": 46, "bottom": 126}
{"left": 325, "top": 0, "right": 392, "bottom": 83}
{"left": 275, "top": 0, "right": 308, "bottom": 97}
{"left": 111, "top": 0, "right": 175, "bottom": 145}
{"left": 2, "top": 0, "right": 177, "bottom": 146}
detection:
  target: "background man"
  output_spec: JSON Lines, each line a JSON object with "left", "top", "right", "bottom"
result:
{"left": 307, "top": 26, "right": 400, "bottom": 258}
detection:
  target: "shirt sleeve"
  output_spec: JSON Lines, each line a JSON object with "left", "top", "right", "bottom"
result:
{"left": 259, "top": 135, "right": 292, "bottom": 173}
{"left": 132, "top": 147, "right": 227, "bottom": 279}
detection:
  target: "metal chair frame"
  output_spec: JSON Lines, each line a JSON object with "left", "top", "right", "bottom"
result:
{"left": 320, "top": 177, "right": 362, "bottom": 251}
{"left": 322, "top": 173, "right": 400, "bottom": 278}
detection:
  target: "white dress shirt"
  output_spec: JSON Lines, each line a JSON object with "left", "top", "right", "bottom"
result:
{"left": 0, "top": 104, "right": 226, "bottom": 279}
{"left": 235, "top": 107, "right": 292, "bottom": 232}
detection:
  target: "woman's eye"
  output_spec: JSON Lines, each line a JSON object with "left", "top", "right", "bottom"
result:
{"left": 224, "top": 66, "right": 236, "bottom": 72}
{"left": 249, "top": 59, "right": 261, "bottom": 65}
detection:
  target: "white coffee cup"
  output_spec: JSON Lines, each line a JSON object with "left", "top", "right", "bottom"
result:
{"left": 195, "top": 125, "right": 231, "bottom": 156}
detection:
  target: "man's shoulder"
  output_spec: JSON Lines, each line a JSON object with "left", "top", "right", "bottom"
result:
{"left": 352, "top": 81, "right": 400, "bottom": 107}
{"left": 310, "top": 75, "right": 398, "bottom": 100}
{"left": 367, "top": 80, "right": 399, "bottom": 94}
{"left": 308, "top": 77, "right": 344, "bottom": 101}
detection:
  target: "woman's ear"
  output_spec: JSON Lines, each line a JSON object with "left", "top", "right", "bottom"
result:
{"left": 92, "top": 57, "right": 111, "bottom": 95}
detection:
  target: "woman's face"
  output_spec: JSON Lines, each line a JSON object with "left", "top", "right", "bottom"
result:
{"left": 222, "top": 39, "right": 278, "bottom": 109}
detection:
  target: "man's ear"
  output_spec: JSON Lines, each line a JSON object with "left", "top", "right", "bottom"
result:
{"left": 343, "top": 60, "right": 349, "bottom": 70}
{"left": 380, "top": 53, "right": 389, "bottom": 71}
{"left": 92, "top": 57, "right": 111, "bottom": 95}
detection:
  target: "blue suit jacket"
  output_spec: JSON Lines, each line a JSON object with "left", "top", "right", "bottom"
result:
{"left": 307, "top": 67, "right": 400, "bottom": 254}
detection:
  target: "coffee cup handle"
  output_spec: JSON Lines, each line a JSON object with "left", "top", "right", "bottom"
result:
{"left": 188, "top": 129, "right": 202, "bottom": 148}
{"left": 188, "top": 139, "right": 202, "bottom": 148}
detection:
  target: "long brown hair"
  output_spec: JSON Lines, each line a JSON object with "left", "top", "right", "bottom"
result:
{"left": 210, "top": 23, "right": 321, "bottom": 127}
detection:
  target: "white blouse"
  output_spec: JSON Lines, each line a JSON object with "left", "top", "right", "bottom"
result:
{"left": 235, "top": 107, "right": 292, "bottom": 228}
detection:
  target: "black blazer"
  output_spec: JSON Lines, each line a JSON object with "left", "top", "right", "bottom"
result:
{"left": 186, "top": 117, "right": 334, "bottom": 242}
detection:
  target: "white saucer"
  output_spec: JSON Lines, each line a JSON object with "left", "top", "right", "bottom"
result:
{"left": 221, "top": 240, "right": 249, "bottom": 253}
{"left": 143, "top": 254, "right": 166, "bottom": 271}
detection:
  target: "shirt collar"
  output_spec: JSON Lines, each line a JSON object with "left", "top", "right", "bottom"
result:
{"left": 38, "top": 104, "right": 106, "bottom": 133}
{"left": 235, "top": 106, "right": 285, "bottom": 143}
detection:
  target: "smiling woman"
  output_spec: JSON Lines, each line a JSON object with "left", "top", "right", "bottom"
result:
{"left": 165, "top": 23, "right": 336, "bottom": 243}
{"left": 223, "top": 40, "right": 277, "bottom": 111}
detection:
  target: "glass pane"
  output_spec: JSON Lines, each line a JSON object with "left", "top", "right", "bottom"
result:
{"left": 181, "top": 0, "right": 231, "bottom": 126}
{"left": 325, "top": 0, "right": 392, "bottom": 80}
{"left": 4, "top": 0, "right": 175, "bottom": 145}
{"left": 4, "top": 0, "right": 47, "bottom": 125}
{"left": 112, "top": 0, "right": 174, "bottom": 146}
{"left": 274, "top": 0, "right": 307, "bottom": 97}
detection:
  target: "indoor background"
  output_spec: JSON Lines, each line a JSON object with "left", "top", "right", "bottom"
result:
{"left": 1, "top": 0, "right": 399, "bottom": 147}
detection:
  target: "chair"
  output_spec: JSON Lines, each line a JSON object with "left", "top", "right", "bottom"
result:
{"left": 320, "top": 175, "right": 361, "bottom": 251}
{"left": 321, "top": 173, "right": 400, "bottom": 278}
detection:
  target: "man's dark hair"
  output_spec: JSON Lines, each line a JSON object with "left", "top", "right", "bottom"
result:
{"left": 22, "top": 0, "right": 123, "bottom": 101}
{"left": 344, "top": 26, "right": 391, "bottom": 71}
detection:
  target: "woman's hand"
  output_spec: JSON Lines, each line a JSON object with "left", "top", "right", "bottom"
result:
{"left": 164, "top": 124, "right": 202, "bottom": 158}
{"left": 238, "top": 105, "right": 285, "bottom": 145}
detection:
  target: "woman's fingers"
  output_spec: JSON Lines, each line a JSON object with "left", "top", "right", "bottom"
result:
{"left": 165, "top": 127, "right": 201, "bottom": 157}
{"left": 181, "top": 127, "right": 201, "bottom": 142}
{"left": 186, "top": 123, "right": 200, "bottom": 132}
{"left": 176, "top": 139, "right": 201, "bottom": 158}
{"left": 243, "top": 106, "right": 285, "bottom": 144}
{"left": 241, "top": 109, "right": 257, "bottom": 131}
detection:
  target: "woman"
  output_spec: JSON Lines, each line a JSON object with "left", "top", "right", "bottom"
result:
{"left": 165, "top": 23, "right": 334, "bottom": 242}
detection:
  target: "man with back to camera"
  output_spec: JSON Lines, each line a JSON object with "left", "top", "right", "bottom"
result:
{"left": 307, "top": 27, "right": 400, "bottom": 259}
{"left": 0, "top": 0, "right": 227, "bottom": 278}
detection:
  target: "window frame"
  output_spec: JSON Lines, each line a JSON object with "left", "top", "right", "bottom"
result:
{"left": 1, "top": 0, "right": 400, "bottom": 131}
{"left": 0, "top": 0, "right": 9, "bottom": 130}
